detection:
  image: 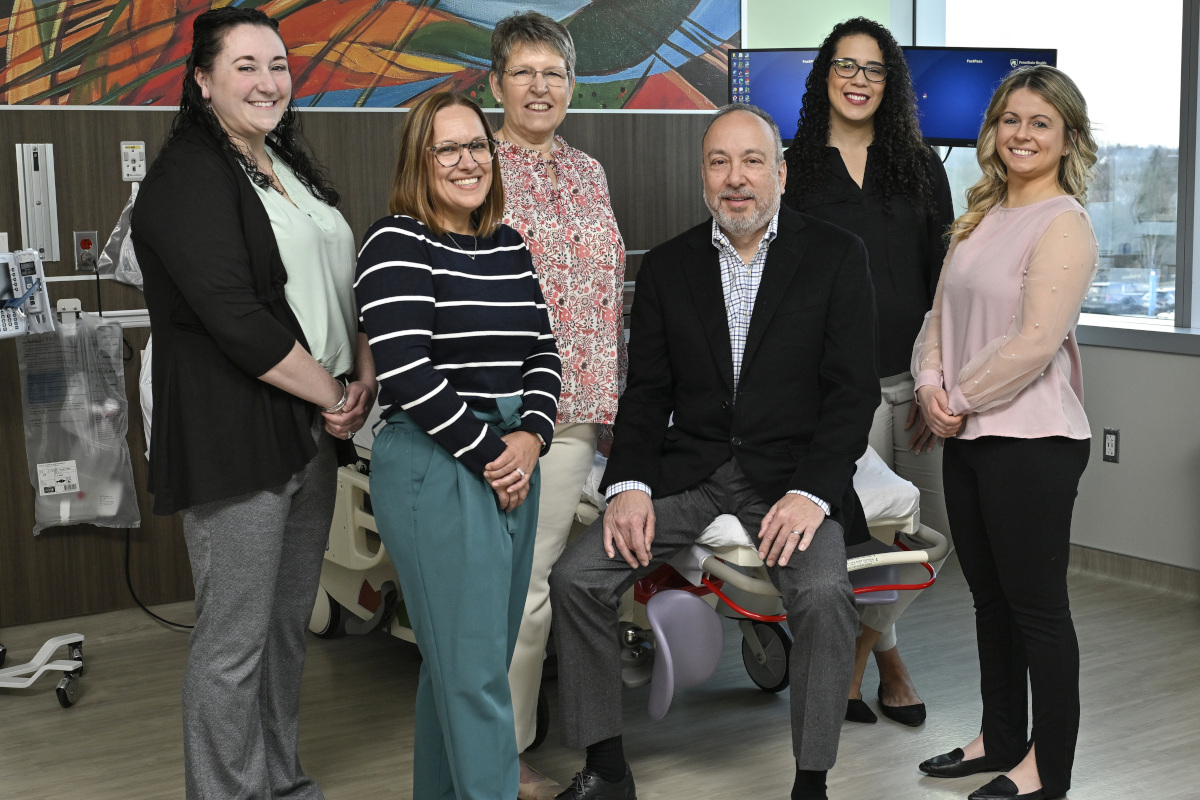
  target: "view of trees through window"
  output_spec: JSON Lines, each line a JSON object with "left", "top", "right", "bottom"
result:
{"left": 944, "top": 0, "right": 1182, "bottom": 322}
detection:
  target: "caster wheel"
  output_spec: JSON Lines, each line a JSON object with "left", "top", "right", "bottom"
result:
{"left": 741, "top": 621, "right": 791, "bottom": 693}
{"left": 527, "top": 685, "right": 551, "bottom": 752}
{"left": 56, "top": 670, "right": 81, "bottom": 708}
{"left": 68, "top": 642, "right": 84, "bottom": 675}
{"left": 308, "top": 589, "right": 347, "bottom": 639}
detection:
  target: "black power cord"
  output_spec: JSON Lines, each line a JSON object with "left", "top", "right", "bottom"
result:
{"left": 124, "top": 528, "right": 193, "bottom": 630}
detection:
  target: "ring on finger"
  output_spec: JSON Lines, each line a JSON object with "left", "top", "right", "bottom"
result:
{"left": 789, "top": 530, "right": 801, "bottom": 537}
{"left": 515, "top": 467, "right": 526, "bottom": 479}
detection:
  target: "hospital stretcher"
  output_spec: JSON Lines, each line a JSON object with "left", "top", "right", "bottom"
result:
{"left": 310, "top": 436, "right": 946, "bottom": 725}
{"left": 575, "top": 446, "right": 948, "bottom": 718}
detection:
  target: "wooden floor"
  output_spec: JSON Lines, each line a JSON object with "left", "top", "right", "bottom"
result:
{"left": 1, "top": 556, "right": 1197, "bottom": 800}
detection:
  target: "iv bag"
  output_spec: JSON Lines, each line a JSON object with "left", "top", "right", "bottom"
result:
{"left": 17, "top": 312, "right": 141, "bottom": 534}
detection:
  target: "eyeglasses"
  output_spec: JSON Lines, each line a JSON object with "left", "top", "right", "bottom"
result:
{"left": 503, "top": 66, "right": 571, "bottom": 87}
{"left": 831, "top": 58, "right": 888, "bottom": 83}
{"left": 428, "top": 137, "right": 497, "bottom": 168}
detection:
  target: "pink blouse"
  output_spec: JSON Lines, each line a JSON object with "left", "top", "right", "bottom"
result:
{"left": 913, "top": 194, "right": 1098, "bottom": 440}
{"left": 497, "top": 136, "right": 627, "bottom": 425}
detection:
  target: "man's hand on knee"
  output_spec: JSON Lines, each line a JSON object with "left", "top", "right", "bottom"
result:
{"left": 603, "top": 489, "right": 655, "bottom": 568}
{"left": 758, "top": 494, "right": 826, "bottom": 567}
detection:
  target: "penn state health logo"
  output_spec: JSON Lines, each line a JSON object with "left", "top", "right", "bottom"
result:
{"left": 1010, "top": 59, "right": 1019, "bottom": 68}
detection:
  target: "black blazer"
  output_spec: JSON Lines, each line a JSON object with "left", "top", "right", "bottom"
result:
{"left": 601, "top": 205, "right": 880, "bottom": 545}
{"left": 132, "top": 126, "right": 319, "bottom": 515}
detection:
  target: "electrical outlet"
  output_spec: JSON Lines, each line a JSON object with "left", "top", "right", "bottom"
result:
{"left": 121, "top": 141, "right": 146, "bottom": 181}
{"left": 1102, "top": 428, "right": 1119, "bottom": 463}
{"left": 74, "top": 230, "right": 99, "bottom": 271}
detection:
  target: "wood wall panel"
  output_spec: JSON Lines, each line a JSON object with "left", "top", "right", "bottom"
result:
{"left": 0, "top": 107, "right": 711, "bottom": 627}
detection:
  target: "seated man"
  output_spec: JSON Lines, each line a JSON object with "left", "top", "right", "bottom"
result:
{"left": 548, "top": 104, "right": 879, "bottom": 800}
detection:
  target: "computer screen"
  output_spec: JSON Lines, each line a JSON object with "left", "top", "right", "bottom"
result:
{"left": 728, "top": 49, "right": 818, "bottom": 144}
{"left": 728, "top": 46, "right": 1057, "bottom": 147}
{"left": 904, "top": 47, "right": 1057, "bottom": 146}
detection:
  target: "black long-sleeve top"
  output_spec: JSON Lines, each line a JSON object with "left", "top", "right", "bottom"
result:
{"left": 783, "top": 145, "right": 953, "bottom": 377}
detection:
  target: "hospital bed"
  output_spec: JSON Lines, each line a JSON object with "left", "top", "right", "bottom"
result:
{"left": 310, "top": 425, "right": 946, "bottom": 725}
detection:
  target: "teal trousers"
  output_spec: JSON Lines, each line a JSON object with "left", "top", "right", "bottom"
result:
{"left": 371, "top": 401, "right": 538, "bottom": 800}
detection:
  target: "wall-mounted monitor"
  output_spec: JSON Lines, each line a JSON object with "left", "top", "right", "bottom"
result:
{"left": 728, "top": 46, "right": 1057, "bottom": 148}
{"left": 728, "top": 49, "right": 818, "bottom": 144}
{"left": 904, "top": 47, "right": 1057, "bottom": 146}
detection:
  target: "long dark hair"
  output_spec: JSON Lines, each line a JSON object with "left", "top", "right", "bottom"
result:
{"left": 164, "top": 7, "right": 338, "bottom": 205}
{"left": 782, "top": 17, "right": 934, "bottom": 216}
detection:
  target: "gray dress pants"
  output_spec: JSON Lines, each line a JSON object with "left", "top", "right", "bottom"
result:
{"left": 549, "top": 458, "right": 857, "bottom": 771}
{"left": 179, "top": 420, "right": 336, "bottom": 800}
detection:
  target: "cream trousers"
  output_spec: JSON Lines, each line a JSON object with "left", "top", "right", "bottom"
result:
{"left": 860, "top": 373, "right": 953, "bottom": 651}
{"left": 508, "top": 422, "right": 599, "bottom": 751}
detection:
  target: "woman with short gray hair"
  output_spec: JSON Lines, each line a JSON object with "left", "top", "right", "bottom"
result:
{"left": 489, "top": 11, "right": 627, "bottom": 800}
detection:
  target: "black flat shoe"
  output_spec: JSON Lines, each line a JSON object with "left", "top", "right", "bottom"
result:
{"left": 968, "top": 775, "right": 1053, "bottom": 800}
{"left": 845, "top": 697, "right": 877, "bottom": 723}
{"left": 554, "top": 766, "right": 637, "bottom": 800}
{"left": 878, "top": 684, "right": 926, "bottom": 726}
{"left": 918, "top": 748, "right": 1018, "bottom": 778}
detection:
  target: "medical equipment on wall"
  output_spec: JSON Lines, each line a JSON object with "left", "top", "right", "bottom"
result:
{"left": 16, "top": 302, "right": 141, "bottom": 534}
{"left": 1, "top": 249, "right": 55, "bottom": 338}
{"left": 15, "top": 143, "right": 61, "bottom": 262}
{"left": 0, "top": 633, "right": 85, "bottom": 707}
{"left": 95, "top": 182, "right": 143, "bottom": 290}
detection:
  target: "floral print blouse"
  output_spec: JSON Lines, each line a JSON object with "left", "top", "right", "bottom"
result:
{"left": 497, "top": 136, "right": 627, "bottom": 425}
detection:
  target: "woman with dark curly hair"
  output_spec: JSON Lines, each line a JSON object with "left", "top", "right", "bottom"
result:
{"left": 132, "top": 8, "right": 374, "bottom": 797}
{"left": 781, "top": 16, "right": 953, "bottom": 728}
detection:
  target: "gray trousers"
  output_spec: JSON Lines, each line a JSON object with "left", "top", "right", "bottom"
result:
{"left": 549, "top": 459, "right": 857, "bottom": 770}
{"left": 179, "top": 420, "right": 336, "bottom": 800}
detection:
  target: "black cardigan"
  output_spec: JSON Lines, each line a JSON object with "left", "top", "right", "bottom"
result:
{"left": 132, "top": 126, "right": 320, "bottom": 515}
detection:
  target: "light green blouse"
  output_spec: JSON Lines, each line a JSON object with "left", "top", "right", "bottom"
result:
{"left": 248, "top": 158, "right": 356, "bottom": 377}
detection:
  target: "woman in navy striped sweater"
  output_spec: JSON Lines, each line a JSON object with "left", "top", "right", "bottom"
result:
{"left": 354, "top": 92, "right": 561, "bottom": 800}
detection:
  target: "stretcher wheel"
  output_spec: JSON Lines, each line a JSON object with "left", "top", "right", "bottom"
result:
{"left": 527, "top": 685, "right": 550, "bottom": 752}
{"left": 741, "top": 621, "right": 791, "bottom": 693}
{"left": 309, "top": 589, "right": 348, "bottom": 639}
{"left": 56, "top": 670, "right": 81, "bottom": 708}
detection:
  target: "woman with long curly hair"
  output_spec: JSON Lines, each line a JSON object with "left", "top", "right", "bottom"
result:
{"left": 915, "top": 65, "right": 1098, "bottom": 800}
{"left": 782, "top": 16, "right": 953, "bottom": 728}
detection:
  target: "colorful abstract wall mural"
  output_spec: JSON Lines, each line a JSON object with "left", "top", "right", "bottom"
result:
{"left": 0, "top": 0, "right": 739, "bottom": 109}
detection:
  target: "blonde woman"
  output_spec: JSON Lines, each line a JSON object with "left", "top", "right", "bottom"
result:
{"left": 913, "top": 66, "right": 1098, "bottom": 800}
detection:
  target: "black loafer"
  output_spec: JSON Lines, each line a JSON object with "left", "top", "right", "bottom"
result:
{"left": 878, "top": 684, "right": 926, "bottom": 726}
{"left": 918, "top": 749, "right": 1017, "bottom": 778}
{"left": 968, "top": 775, "right": 1052, "bottom": 800}
{"left": 554, "top": 766, "right": 637, "bottom": 800}
{"left": 845, "top": 697, "right": 878, "bottom": 723}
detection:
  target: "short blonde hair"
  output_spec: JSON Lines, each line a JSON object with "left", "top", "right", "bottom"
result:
{"left": 388, "top": 92, "right": 504, "bottom": 237}
{"left": 952, "top": 66, "right": 1097, "bottom": 240}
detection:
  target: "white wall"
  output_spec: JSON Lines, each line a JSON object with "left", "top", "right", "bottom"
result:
{"left": 743, "top": 0, "right": 891, "bottom": 48}
{"left": 1074, "top": 345, "right": 1200, "bottom": 570}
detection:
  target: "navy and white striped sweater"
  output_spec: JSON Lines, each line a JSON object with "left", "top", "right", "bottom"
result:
{"left": 355, "top": 215, "right": 561, "bottom": 474}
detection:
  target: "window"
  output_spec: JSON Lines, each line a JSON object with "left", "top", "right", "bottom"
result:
{"left": 941, "top": 0, "right": 1184, "bottom": 324}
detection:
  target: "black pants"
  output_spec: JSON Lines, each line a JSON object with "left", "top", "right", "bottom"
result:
{"left": 943, "top": 435, "right": 1090, "bottom": 798}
